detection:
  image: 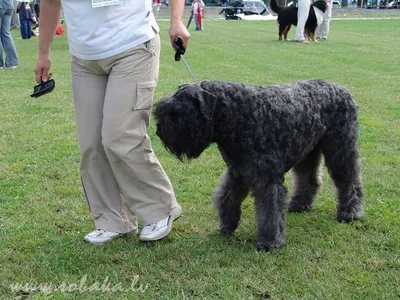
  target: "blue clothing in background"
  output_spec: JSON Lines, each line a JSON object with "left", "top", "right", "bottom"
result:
{"left": 18, "top": 2, "right": 32, "bottom": 21}
{"left": 18, "top": 2, "right": 32, "bottom": 39}
{"left": 0, "top": 0, "right": 14, "bottom": 10}
{"left": 20, "top": 18, "right": 31, "bottom": 39}
{"left": 0, "top": 8, "right": 18, "bottom": 67}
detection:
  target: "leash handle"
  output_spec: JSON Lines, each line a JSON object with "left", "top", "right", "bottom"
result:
{"left": 174, "top": 37, "right": 186, "bottom": 61}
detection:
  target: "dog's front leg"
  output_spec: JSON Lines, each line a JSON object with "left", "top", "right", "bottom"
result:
{"left": 213, "top": 168, "right": 249, "bottom": 234}
{"left": 254, "top": 183, "right": 287, "bottom": 251}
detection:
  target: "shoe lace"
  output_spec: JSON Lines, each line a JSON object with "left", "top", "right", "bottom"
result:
{"left": 143, "top": 223, "right": 158, "bottom": 230}
{"left": 144, "top": 216, "right": 171, "bottom": 230}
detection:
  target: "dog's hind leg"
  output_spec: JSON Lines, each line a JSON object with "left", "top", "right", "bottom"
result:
{"left": 309, "top": 30, "right": 316, "bottom": 42}
{"left": 304, "top": 28, "right": 311, "bottom": 41}
{"left": 283, "top": 24, "right": 291, "bottom": 41}
{"left": 288, "top": 146, "right": 322, "bottom": 213}
{"left": 279, "top": 24, "right": 290, "bottom": 41}
{"left": 213, "top": 168, "right": 250, "bottom": 234}
{"left": 254, "top": 182, "right": 287, "bottom": 251}
{"left": 278, "top": 24, "right": 285, "bottom": 40}
{"left": 322, "top": 130, "right": 364, "bottom": 222}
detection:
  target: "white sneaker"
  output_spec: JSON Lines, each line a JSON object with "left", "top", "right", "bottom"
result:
{"left": 139, "top": 205, "right": 182, "bottom": 242}
{"left": 84, "top": 229, "right": 138, "bottom": 245}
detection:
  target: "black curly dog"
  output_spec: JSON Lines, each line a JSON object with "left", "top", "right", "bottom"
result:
{"left": 270, "top": 0, "right": 327, "bottom": 41}
{"left": 154, "top": 79, "right": 364, "bottom": 251}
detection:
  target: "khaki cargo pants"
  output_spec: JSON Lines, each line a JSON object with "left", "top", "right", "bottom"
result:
{"left": 71, "top": 33, "right": 177, "bottom": 233}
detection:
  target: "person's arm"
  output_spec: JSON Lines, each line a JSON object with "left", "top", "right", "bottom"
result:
{"left": 34, "top": 0, "right": 62, "bottom": 83}
{"left": 168, "top": 0, "right": 191, "bottom": 50}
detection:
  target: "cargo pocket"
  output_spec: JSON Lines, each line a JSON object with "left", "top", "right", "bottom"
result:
{"left": 134, "top": 81, "right": 157, "bottom": 111}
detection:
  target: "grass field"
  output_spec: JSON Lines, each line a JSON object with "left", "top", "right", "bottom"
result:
{"left": 1, "top": 16, "right": 399, "bottom": 299}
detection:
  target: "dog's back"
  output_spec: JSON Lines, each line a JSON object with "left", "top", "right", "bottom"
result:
{"left": 270, "top": 0, "right": 298, "bottom": 25}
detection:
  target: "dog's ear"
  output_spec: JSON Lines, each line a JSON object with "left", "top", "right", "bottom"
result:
{"left": 178, "top": 83, "right": 191, "bottom": 90}
{"left": 177, "top": 85, "right": 217, "bottom": 120}
{"left": 196, "top": 90, "right": 217, "bottom": 121}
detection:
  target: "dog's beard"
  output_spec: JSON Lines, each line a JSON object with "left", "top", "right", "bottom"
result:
{"left": 156, "top": 119, "right": 213, "bottom": 161}
{"left": 156, "top": 122, "right": 188, "bottom": 161}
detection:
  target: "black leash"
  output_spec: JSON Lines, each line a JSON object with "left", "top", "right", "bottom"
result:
{"left": 174, "top": 37, "right": 199, "bottom": 85}
{"left": 173, "top": 37, "right": 217, "bottom": 121}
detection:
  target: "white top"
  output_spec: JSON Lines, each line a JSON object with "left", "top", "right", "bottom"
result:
{"left": 192, "top": 0, "right": 205, "bottom": 14}
{"left": 61, "top": 0, "right": 159, "bottom": 60}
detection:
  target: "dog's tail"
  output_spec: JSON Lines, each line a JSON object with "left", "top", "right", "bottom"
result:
{"left": 269, "top": 0, "right": 281, "bottom": 14}
{"left": 313, "top": 0, "right": 328, "bottom": 13}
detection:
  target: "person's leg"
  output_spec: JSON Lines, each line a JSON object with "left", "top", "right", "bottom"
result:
{"left": 26, "top": 19, "right": 32, "bottom": 39}
{"left": 12, "top": 1, "right": 20, "bottom": 29}
{"left": 315, "top": 20, "right": 322, "bottom": 39}
{"left": 20, "top": 19, "right": 25, "bottom": 39}
{"left": 70, "top": 56, "right": 138, "bottom": 235}
{"left": 198, "top": 10, "right": 203, "bottom": 30}
{"left": 20, "top": 19, "right": 29, "bottom": 39}
{"left": 0, "top": 10, "right": 4, "bottom": 68}
{"left": 322, "top": 0, "right": 333, "bottom": 39}
{"left": 295, "top": 0, "right": 310, "bottom": 41}
{"left": 1, "top": 9, "right": 18, "bottom": 67}
{"left": 99, "top": 33, "right": 178, "bottom": 226}
{"left": 194, "top": 13, "right": 200, "bottom": 30}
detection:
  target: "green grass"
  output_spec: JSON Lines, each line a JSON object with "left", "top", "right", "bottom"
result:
{"left": 1, "top": 17, "right": 399, "bottom": 299}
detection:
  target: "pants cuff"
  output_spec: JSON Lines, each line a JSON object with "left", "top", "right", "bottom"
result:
{"left": 94, "top": 213, "right": 138, "bottom": 233}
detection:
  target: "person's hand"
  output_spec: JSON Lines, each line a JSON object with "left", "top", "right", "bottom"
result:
{"left": 169, "top": 20, "right": 191, "bottom": 51}
{"left": 34, "top": 55, "right": 53, "bottom": 83}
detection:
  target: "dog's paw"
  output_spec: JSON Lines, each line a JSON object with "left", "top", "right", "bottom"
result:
{"left": 288, "top": 198, "right": 313, "bottom": 213}
{"left": 256, "top": 238, "right": 285, "bottom": 252}
{"left": 337, "top": 207, "right": 364, "bottom": 223}
{"left": 219, "top": 223, "right": 238, "bottom": 235}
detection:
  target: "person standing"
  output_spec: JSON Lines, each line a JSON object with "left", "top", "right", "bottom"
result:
{"left": 34, "top": 0, "right": 190, "bottom": 245}
{"left": 11, "top": 0, "right": 20, "bottom": 30}
{"left": 316, "top": 0, "right": 332, "bottom": 41}
{"left": 33, "top": 0, "right": 39, "bottom": 21}
{"left": 192, "top": 0, "right": 204, "bottom": 31}
{"left": 0, "top": 0, "right": 18, "bottom": 69}
{"left": 295, "top": 0, "right": 311, "bottom": 43}
{"left": 17, "top": 1, "right": 32, "bottom": 39}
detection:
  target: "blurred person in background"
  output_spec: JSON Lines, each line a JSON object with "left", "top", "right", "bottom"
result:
{"left": 0, "top": 0, "right": 18, "bottom": 69}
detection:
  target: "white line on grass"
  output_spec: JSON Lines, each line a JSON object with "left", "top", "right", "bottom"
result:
{"left": 157, "top": 17, "right": 400, "bottom": 21}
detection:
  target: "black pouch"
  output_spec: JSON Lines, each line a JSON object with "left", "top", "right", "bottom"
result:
{"left": 31, "top": 79, "right": 55, "bottom": 98}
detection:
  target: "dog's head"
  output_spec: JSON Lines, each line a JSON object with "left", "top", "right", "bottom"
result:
{"left": 154, "top": 84, "right": 217, "bottom": 160}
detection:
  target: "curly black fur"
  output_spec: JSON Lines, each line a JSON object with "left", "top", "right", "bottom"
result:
{"left": 154, "top": 79, "right": 364, "bottom": 251}
{"left": 270, "top": 0, "right": 327, "bottom": 41}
